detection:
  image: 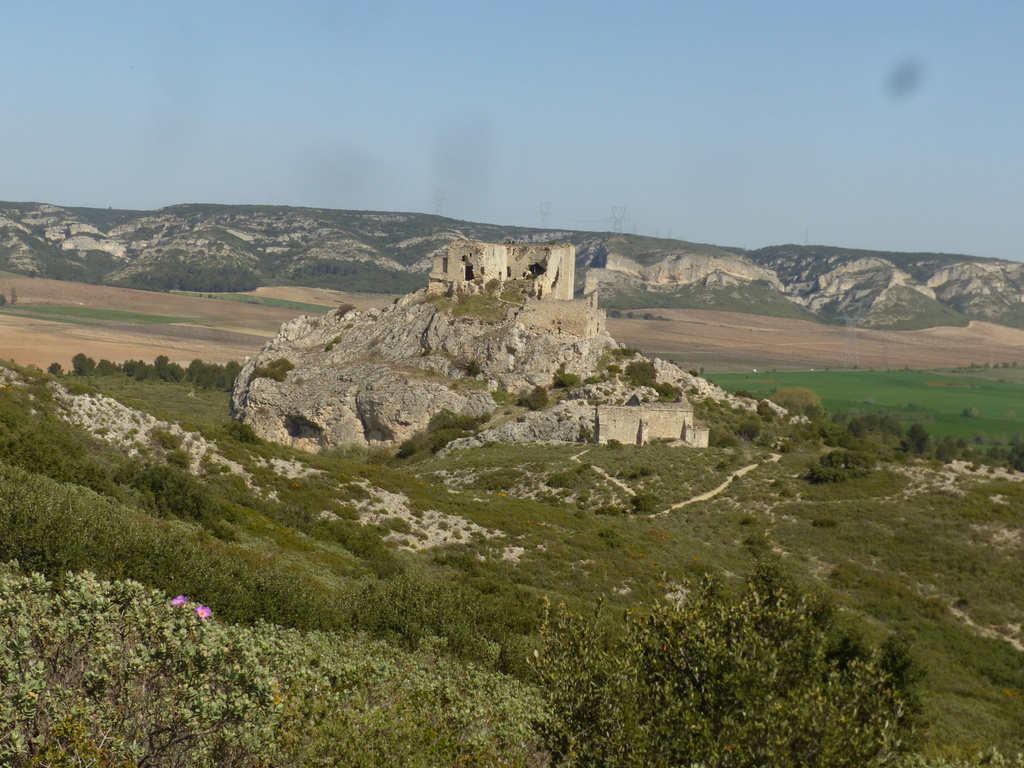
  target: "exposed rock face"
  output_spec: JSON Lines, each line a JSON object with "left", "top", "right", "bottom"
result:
{"left": 231, "top": 289, "right": 620, "bottom": 451}
{"left": 4, "top": 199, "right": 1021, "bottom": 330}
{"left": 585, "top": 250, "right": 782, "bottom": 294}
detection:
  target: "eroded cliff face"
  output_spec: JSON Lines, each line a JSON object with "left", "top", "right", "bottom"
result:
{"left": 231, "top": 290, "right": 619, "bottom": 451}
{"left": 584, "top": 249, "right": 783, "bottom": 296}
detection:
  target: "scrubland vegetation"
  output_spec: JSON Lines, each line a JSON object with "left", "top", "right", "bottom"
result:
{"left": 1, "top": 356, "right": 1023, "bottom": 765}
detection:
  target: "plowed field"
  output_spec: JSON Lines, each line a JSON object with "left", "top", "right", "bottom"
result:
{"left": 2, "top": 276, "right": 1021, "bottom": 372}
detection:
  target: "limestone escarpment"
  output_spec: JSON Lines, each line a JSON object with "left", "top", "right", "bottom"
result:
{"left": 231, "top": 289, "right": 619, "bottom": 451}
{"left": 5, "top": 199, "right": 1022, "bottom": 330}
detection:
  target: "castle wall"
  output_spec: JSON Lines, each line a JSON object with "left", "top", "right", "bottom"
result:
{"left": 595, "top": 401, "right": 705, "bottom": 447}
{"left": 517, "top": 292, "right": 605, "bottom": 337}
{"left": 429, "top": 239, "right": 576, "bottom": 300}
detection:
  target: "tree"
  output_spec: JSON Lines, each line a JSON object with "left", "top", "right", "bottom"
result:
{"left": 534, "top": 565, "right": 920, "bottom": 768}
{"left": 771, "top": 387, "right": 823, "bottom": 419}
{"left": 46, "top": 363, "right": 62, "bottom": 376}
{"left": 10, "top": 285, "right": 17, "bottom": 305}
{"left": 904, "top": 423, "right": 930, "bottom": 455}
{"left": 94, "top": 359, "right": 120, "bottom": 376}
{"left": 70, "top": 353, "right": 96, "bottom": 376}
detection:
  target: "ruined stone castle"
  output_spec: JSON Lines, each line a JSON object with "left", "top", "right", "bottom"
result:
{"left": 595, "top": 395, "right": 710, "bottom": 448}
{"left": 426, "top": 239, "right": 708, "bottom": 449}
{"left": 429, "top": 239, "right": 606, "bottom": 337}
{"left": 429, "top": 239, "right": 576, "bottom": 300}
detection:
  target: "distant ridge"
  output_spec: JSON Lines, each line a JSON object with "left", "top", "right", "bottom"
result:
{"left": 2, "top": 200, "right": 1022, "bottom": 330}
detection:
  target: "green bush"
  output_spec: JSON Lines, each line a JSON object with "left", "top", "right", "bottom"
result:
{"left": 553, "top": 372, "right": 581, "bottom": 389}
{"left": 0, "top": 464, "right": 344, "bottom": 630}
{"left": 624, "top": 360, "right": 657, "bottom": 388}
{"left": 533, "top": 566, "right": 921, "bottom": 768}
{"left": 251, "top": 358, "right": 294, "bottom": 382}
{"left": 0, "top": 569, "right": 545, "bottom": 768}
{"left": 807, "top": 449, "right": 876, "bottom": 483}
{"left": 518, "top": 386, "right": 550, "bottom": 411}
{"left": 630, "top": 491, "right": 660, "bottom": 514}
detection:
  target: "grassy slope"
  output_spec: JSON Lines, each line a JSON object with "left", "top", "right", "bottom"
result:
{"left": 2, "top": 363, "right": 1024, "bottom": 753}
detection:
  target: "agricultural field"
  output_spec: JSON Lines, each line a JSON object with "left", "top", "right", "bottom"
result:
{"left": 4, "top": 274, "right": 1024, "bottom": 376}
{"left": 608, "top": 309, "right": 1024, "bottom": 372}
{"left": 707, "top": 368, "right": 1024, "bottom": 445}
{"left": 0, "top": 276, "right": 391, "bottom": 369}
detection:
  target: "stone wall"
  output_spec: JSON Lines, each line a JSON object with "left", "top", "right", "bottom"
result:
{"left": 517, "top": 292, "right": 605, "bottom": 337}
{"left": 429, "top": 239, "right": 575, "bottom": 300}
{"left": 595, "top": 401, "right": 708, "bottom": 448}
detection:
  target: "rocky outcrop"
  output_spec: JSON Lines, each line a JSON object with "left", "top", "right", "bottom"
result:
{"left": 231, "top": 289, "right": 620, "bottom": 451}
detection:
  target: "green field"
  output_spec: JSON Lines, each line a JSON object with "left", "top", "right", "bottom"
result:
{"left": 172, "top": 291, "right": 334, "bottom": 313}
{"left": 707, "top": 368, "right": 1024, "bottom": 445}
{"left": 0, "top": 306, "right": 195, "bottom": 324}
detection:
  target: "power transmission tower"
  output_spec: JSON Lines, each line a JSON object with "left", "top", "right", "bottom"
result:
{"left": 611, "top": 206, "right": 627, "bottom": 233}
{"left": 539, "top": 201, "right": 550, "bottom": 228}
{"left": 434, "top": 189, "right": 446, "bottom": 216}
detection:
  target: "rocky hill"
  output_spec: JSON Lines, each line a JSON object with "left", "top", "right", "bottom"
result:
{"left": 230, "top": 284, "right": 741, "bottom": 452}
{"left": 3, "top": 200, "right": 1023, "bottom": 329}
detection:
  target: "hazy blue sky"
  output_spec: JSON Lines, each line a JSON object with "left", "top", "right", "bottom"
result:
{"left": 3, "top": 1, "right": 1022, "bottom": 259}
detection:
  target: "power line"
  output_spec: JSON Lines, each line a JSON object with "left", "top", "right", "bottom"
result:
{"left": 434, "top": 189, "right": 446, "bottom": 217}
{"left": 610, "top": 205, "right": 627, "bottom": 234}
{"left": 539, "top": 201, "right": 550, "bottom": 228}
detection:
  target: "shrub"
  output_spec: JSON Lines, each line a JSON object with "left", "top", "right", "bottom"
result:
{"left": 223, "top": 421, "right": 260, "bottom": 444}
{"left": 653, "top": 381, "right": 680, "bottom": 401}
{"left": 251, "top": 357, "right": 294, "bottom": 382}
{"left": 624, "top": 360, "right": 657, "bottom": 388}
{"left": 553, "top": 372, "right": 581, "bottom": 389}
{"left": 630, "top": 491, "right": 659, "bottom": 514}
{"left": 397, "top": 410, "right": 490, "bottom": 458}
{"left": 0, "top": 569, "right": 545, "bottom": 768}
{"left": 517, "top": 386, "right": 549, "bottom": 411}
{"left": 533, "top": 566, "right": 921, "bottom": 768}
{"left": 736, "top": 416, "right": 762, "bottom": 440}
{"left": 807, "top": 449, "right": 876, "bottom": 483}
{"left": 0, "top": 571, "right": 281, "bottom": 766}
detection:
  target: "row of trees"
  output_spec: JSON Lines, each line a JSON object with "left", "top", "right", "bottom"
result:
{"left": 56, "top": 354, "right": 241, "bottom": 391}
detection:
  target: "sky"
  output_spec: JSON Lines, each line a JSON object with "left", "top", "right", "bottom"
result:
{"left": 2, "top": 0, "right": 1023, "bottom": 260}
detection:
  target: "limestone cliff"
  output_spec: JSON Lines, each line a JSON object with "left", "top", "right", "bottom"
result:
{"left": 231, "top": 289, "right": 619, "bottom": 451}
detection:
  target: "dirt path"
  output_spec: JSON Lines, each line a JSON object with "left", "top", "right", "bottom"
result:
{"left": 657, "top": 453, "right": 782, "bottom": 515}
{"left": 570, "top": 447, "right": 635, "bottom": 495}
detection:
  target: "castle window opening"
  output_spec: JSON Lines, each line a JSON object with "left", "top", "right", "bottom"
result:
{"left": 465, "top": 263, "right": 475, "bottom": 280}
{"left": 528, "top": 262, "right": 547, "bottom": 276}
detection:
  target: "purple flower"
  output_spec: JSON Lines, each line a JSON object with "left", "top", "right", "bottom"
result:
{"left": 195, "top": 605, "right": 212, "bottom": 619}
{"left": 171, "top": 595, "right": 188, "bottom": 607}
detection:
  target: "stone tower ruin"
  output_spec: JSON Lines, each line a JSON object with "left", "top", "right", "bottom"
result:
{"left": 429, "top": 239, "right": 576, "bottom": 300}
